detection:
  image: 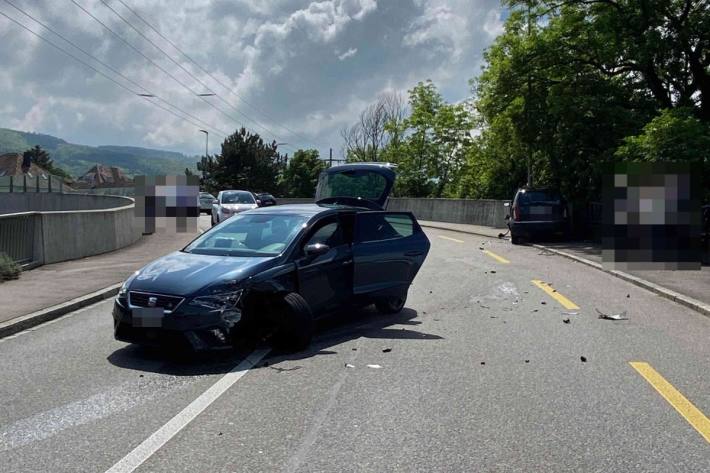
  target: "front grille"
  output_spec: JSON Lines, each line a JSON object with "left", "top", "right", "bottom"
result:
{"left": 129, "top": 292, "right": 184, "bottom": 312}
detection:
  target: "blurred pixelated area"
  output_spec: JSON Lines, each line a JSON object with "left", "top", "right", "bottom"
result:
{"left": 134, "top": 175, "right": 199, "bottom": 234}
{"left": 602, "top": 162, "right": 701, "bottom": 270}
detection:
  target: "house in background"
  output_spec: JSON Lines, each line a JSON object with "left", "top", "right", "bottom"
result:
{"left": 0, "top": 153, "right": 73, "bottom": 191}
{"left": 74, "top": 164, "right": 133, "bottom": 190}
{"left": 0, "top": 152, "right": 52, "bottom": 178}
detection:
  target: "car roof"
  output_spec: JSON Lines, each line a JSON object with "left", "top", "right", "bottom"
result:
{"left": 247, "top": 203, "right": 369, "bottom": 218}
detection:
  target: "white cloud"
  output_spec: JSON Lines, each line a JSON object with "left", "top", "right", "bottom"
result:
{"left": 0, "top": 0, "right": 502, "bottom": 159}
{"left": 337, "top": 47, "right": 358, "bottom": 60}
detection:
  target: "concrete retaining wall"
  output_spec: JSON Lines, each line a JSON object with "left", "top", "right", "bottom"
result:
{"left": 276, "top": 197, "right": 509, "bottom": 228}
{"left": 0, "top": 194, "right": 142, "bottom": 266}
{"left": 0, "top": 193, "right": 132, "bottom": 214}
{"left": 387, "top": 198, "right": 509, "bottom": 228}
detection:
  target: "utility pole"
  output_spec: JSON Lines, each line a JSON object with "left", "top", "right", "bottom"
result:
{"left": 329, "top": 148, "right": 333, "bottom": 167}
{"left": 199, "top": 129, "right": 208, "bottom": 158}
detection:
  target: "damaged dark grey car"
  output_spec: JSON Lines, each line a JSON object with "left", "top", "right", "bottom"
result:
{"left": 113, "top": 163, "right": 431, "bottom": 351}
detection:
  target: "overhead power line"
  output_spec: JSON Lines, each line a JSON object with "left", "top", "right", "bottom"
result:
{"left": 0, "top": 7, "right": 228, "bottom": 142}
{"left": 101, "top": 0, "right": 315, "bottom": 150}
{"left": 2, "top": 0, "right": 229, "bottom": 140}
{"left": 113, "top": 0, "right": 327, "bottom": 149}
{"left": 68, "top": 0, "right": 297, "bottom": 150}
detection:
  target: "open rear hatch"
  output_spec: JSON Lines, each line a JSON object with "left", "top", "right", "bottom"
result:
{"left": 315, "top": 163, "right": 396, "bottom": 210}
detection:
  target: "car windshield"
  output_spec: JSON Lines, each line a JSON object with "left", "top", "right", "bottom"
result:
{"left": 184, "top": 213, "right": 307, "bottom": 256}
{"left": 200, "top": 193, "right": 215, "bottom": 200}
{"left": 518, "top": 190, "right": 562, "bottom": 204}
{"left": 221, "top": 192, "right": 255, "bottom": 204}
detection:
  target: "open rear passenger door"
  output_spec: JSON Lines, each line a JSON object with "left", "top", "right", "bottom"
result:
{"left": 352, "top": 211, "right": 430, "bottom": 298}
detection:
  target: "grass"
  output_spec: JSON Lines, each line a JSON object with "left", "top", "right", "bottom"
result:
{"left": 0, "top": 253, "right": 21, "bottom": 282}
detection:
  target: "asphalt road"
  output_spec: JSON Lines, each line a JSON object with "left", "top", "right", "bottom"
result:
{"left": 2, "top": 224, "right": 710, "bottom": 472}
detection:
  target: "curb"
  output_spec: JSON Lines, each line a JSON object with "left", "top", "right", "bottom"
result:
{"left": 0, "top": 283, "right": 122, "bottom": 339}
{"left": 531, "top": 243, "right": 710, "bottom": 318}
{"left": 419, "top": 222, "right": 506, "bottom": 240}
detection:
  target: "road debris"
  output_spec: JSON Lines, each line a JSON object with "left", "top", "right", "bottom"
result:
{"left": 525, "top": 360, "right": 530, "bottom": 363}
{"left": 352, "top": 348, "right": 358, "bottom": 351}
{"left": 531, "top": 309, "right": 538, "bottom": 313}
{"left": 563, "top": 318, "right": 570, "bottom": 324}
{"left": 480, "top": 362, "right": 485, "bottom": 365}
{"left": 269, "top": 365, "right": 303, "bottom": 373}
{"left": 345, "top": 363, "right": 355, "bottom": 368}
{"left": 367, "top": 364, "right": 382, "bottom": 369}
{"left": 541, "top": 301, "right": 547, "bottom": 305}
{"left": 479, "top": 247, "right": 484, "bottom": 250}
{"left": 595, "top": 308, "right": 628, "bottom": 320}
{"left": 490, "top": 270, "right": 497, "bottom": 274}
{"left": 563, "top": 311, "right": 579, "bottom": 316}
{"left": 580, "top": 356, "right": 587, "bottom": 362}
{"left": 382, "top": 348, "right": 392, "bottom": 353}
{"left": 626, "top": 294, "right": 630, "bottom": 298}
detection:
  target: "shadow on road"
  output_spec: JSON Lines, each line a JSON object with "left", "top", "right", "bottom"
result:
{"left": 106, "top": 306, "right": 441, "bottom": 376}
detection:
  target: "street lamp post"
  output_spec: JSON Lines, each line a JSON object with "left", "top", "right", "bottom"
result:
{"left": 199, "top": 130, "right": 208, "bottom": 158}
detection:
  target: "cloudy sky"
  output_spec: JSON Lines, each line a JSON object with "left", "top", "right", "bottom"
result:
{"left": 0, "top": 0, "right": 504, "bottom": 159}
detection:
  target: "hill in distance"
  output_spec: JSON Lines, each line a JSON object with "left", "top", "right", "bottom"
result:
{"left": 0, "top": 128, "right": 199, "bottom": 178}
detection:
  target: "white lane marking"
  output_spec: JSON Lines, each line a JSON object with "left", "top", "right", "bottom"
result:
{"left": 105, "top": 347, "right": 270, "bottom": 473}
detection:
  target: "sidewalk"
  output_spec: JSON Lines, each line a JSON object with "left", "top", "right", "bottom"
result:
{"left": 418, "top": 220, "right": 710, "bottom": 314}
{"left": 0, "top": 217, "right": 208, "bottom": 325}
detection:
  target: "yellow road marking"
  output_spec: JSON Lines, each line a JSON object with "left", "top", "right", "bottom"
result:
{"left": 483, "top": 250, "right": 510, "bottom": 264}
{"left": 438, "top": 235, "right": 464, "bottom": 243}
{"left": 531, "top": 279, "right": 580, "bottom": 310}
{"left": 630, "top": 362, "right": 710, "bottom": 444}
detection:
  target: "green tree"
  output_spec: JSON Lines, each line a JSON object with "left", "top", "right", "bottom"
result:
{"left": 281, "top": 149, "right": 326, "bottom": 197}
{"left": 198, "top": 128, "right": 284, "bottom": 195}
{"left": 22, "top": 145, "right": 72, "bottom": 180}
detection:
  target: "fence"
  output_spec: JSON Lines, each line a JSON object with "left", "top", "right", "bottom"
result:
{"left": 0, "top": 174, "right": 68, "bottom": 194}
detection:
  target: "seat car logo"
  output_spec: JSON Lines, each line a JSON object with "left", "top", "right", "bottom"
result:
{"left": 147, "top": 296, "right": 158, "bottom": 307}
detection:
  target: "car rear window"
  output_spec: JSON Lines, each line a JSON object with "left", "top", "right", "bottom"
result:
{"left": 517, "top": 190, "right": 562, "bottom": 205}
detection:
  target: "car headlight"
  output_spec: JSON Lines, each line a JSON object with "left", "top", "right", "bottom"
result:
{"left": 188, "top": 289, "right": 243, "bottom": 312}
{"left": 118, "top": 272, "right": 138, "bottom": 298}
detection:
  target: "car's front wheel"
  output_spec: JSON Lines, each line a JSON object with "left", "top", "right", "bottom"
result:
{"left": 211, "top": 214, "right": 217, "bottom": 227}
{"left": 375, "top": 293, "right": 407, "bottom": 314}
{"left": 272, "top": 293, "right": 313, "bottom": 352}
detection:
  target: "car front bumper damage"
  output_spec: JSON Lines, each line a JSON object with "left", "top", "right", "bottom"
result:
{"left": 112, "top": 298, "right": 243, "bottom": 351}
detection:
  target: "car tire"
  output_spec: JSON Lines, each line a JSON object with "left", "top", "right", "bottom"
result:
{"left": 375, "top": 293, "right": 407, "bottom": 314}
{"left": 211, "top": 214, "right": 217, "bottom": 227}
{"left": 511, "top": 235, "right": 522, "bottom": 245}
{"left": 272, "top": 293, "right": 313, "bottom": 352}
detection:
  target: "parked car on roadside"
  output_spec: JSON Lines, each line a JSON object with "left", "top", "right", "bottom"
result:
{"left": 199, "top": 192, "right": 216, "bottom": 214}
{"left": 256, "top": 193, "right": 277, "bottom": 207}
{"left": 113, "top": 163, "right": 430, "bottom": 352}
{"left": 211, "top": 190, "right": 258, "bottom": 226}
{"left": 506, "top": 188, "right": 569, "bottom": 244}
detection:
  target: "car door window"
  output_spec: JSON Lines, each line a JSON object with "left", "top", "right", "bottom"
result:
{"left": 305, "top": 220, "right": 345, "bottom": 249}
{"left": 357, "top": 213, "right": 414, "bottom": 242}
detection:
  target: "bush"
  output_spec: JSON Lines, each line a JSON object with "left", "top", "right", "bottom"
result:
{"left": 0, "top": 253, "right": 21, "bottom": 282}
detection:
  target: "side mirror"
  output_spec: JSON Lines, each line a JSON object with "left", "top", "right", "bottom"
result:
{"left": 212, "top": 199, "right": 219, "bottom": 205}
{"left": 256, "top": 199, "right": 262, "bottom": 205}
{"left": 304, "top": 243, "right": 330, "bottom": 256}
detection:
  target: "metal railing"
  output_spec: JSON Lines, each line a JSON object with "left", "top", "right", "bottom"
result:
{"left": 0, "top": 174, "right": 66, "bottom": 193}
{"left": 0, "top": 213, "right": 36, "bottom": 265}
